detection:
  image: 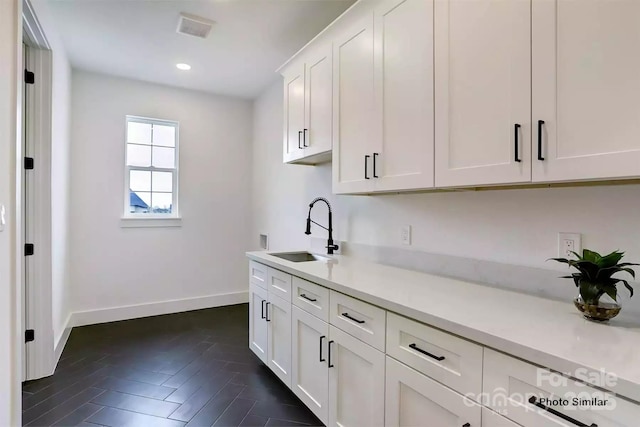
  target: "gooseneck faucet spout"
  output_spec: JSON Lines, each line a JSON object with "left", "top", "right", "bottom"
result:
{"left": 305, "top": 197, "right": 339, "bottom": 255}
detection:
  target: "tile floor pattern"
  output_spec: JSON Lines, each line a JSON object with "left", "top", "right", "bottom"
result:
{"left": 22, "top": 304, "right": 323, "bottom": 427}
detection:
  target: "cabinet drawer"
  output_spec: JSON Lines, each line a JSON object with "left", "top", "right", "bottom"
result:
{"left": 292, "top": 277, "right": 329, "bottom": 322}
{"left": 249, "top": 260, "right": 268, "bottom": 289}
{"left": 385, "top": 357, "right": 481, "bottom": 427}
{"left": 386, "top": 312, "right": 483, "bottom": 397}
{"left": 483, "top": 348, "right": 640, "bottom": 427}
{"left": 267, "top": 267, "right": 292, "bottom": 302}
{"left": 482, "top": 407, "right": 521, "bottom": 427}
{"left": 329, "top": 290, "right": 386, "bottom": 351}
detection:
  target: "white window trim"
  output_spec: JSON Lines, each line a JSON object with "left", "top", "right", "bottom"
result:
{"left": 122, "top": 115, "right": 181, "bottom": 224}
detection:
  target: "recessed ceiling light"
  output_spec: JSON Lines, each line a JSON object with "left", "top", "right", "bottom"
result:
{"left": 176, "top": 63, "right": 191, "bottom": 71}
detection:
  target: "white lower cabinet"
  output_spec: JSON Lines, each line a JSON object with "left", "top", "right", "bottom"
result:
{"left": 291, "top": 306, "right": 330, "bottom": 424}
{"left": 482, "top": 408, "right": 521, "bottom": 427}
{"left": 249, "top": 283, "right": 268, "bottom": 364}
{"left": 266, "top": 292, "right": 292, "bottom": 388}
{"left": 385, "top": 356, "right": 481, "bottom": 427}
{"left": 328, "top": 325, "right": 385, "bottom": 427}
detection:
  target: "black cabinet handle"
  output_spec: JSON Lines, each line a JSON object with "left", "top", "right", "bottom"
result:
{"left": 514, "top": 124, "right": 521, "bottom": 162}
{"left": 409, "top": 343, "right": 445, "bottom": 361}
{"left": 300, "top": 293, "right": 317, "bottom": 302}
{"left": 265, "top": 302, "right": 271, "bottom": 322}
{"left": 537, "top": 120, "right": 545, "bottom": 161}
{"left": 261, "top": 300, "right": 266, "bottom": 319}
{"left": 298, "top": 131, "right": 303, "bottom": 149}
{"left": 320, "top": 335, "right": 326, "bottom": 362}
{"left": 365, "top": 155, "right": 370, "bottom": 179}
{"left": 373, "top": 153, "right": 379, "bottom": 178}
{"left": 341, "top": 312, "right": 365, "bottom": 324}
{"left": 328, "top": 340, "right": 334, "bottom": 367}
{"left": 529, "top": 396, "right": 597, "bottom": 427}
{"left": 303, "top": 128, "right": 308, "bottom": 147}
{"left": 462, "top": 424, "right": 470, "bottom": 427}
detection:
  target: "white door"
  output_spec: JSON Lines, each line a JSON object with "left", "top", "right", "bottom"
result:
{"left": 332, "top": 13, "right": 377, "bottom": 194}
{"left": 249, "top": 283, "right": 268, "bottom": 364}
{"left": 328, "top": 325, "right": 385, "bottom": 427}
{"left": 283, "top": 63, "right": 305, "bottom": 163}
{"left": 291, "top": 306, "right": 329, "bottom": 424}
{"left": 532, "top": 0, "right": 640, "bottom": 182}
{"left": 373, "top": 0, "right": 435, "bottom": 192}
{"left": 385, "top": 357, "right": 481, "bottom": 427}
{"left": 304, "top": 44, "right": 333, "bottom": 158}
{"left": 435, "top": 0, "right": 531, "bottom": 187}
{"left": 482, "top": 408, "right": 520, "bottom": 427}
{"left": 267, "top": 292, "right": 292, "bottom": 387}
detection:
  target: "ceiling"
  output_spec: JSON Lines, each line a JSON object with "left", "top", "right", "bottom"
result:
{"left": 49, "top": 0, "right": 355, "bottom": 99}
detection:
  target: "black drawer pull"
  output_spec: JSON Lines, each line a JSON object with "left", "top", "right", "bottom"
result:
{"left": 537, "top": 120, "right": 545, "bottom": 161}
{"left": 265, "top": 302, "right": 271, "bottom": 322}
{"left": 373, "top": 152, "right": 379, "bottom": 178}
{"left": 320, "top": 335, "right": 326, "bottom": 362}
{"left": 300, "top": 293, "right": 317, "bottom": 302}
{"left": 528, "top": 396, "right": 597, "bottom": 427}
{"left": 341, "top": 312, "right": 365, "bottom": 324}
{"left": 303, "top": 128, "right": 308, "bottom": 147}
{"left": 462, "top": 424, "right": 470, "bottom": 427}
{"left": 328, "top": 340, "right": 334, "bottom": 367}
{"left": 261, "top": 300, "right": 266, "bottom": 319}
{"left": 514, "top": 124, "right": 521, "bottom": 162}
{"left": 365, "top": 155, "right": 370, "bottom": 179}
{"left": 298, "top": 130, "right": 303, "bottom": 150}
{"left": 409, "top": 343, "right": 445, "bottom": 361}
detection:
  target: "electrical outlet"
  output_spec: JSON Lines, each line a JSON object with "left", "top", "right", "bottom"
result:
{"left": 558, "top": 232, "right": 581, "bottom": 258}
{"left": 401, "top": 225, "right": 411, "bottom": 245}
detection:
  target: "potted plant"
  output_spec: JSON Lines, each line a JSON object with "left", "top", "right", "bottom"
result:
{"left": 550, "top": 249, "right": 637, "bottom": 321}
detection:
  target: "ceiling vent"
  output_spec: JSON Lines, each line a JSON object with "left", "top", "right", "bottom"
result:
{"left": 176, "top": 13, "right": 214, "bottom": 39}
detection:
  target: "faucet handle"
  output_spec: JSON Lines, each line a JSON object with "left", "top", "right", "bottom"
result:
{"left": 326, "top": 244, "right": 339, "bottom": 250}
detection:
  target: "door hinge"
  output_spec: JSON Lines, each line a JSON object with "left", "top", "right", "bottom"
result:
{"left": 25, "top": 329, "right": 34, "bottom": 343}
{"left": 24, "top": 69, "right": 35, "bottom": 85}
{"left": 25, "top": 243, "right": 34, "bottom": 256}
{"left": 24, "top": 157, "right": 34, "bottom": 170}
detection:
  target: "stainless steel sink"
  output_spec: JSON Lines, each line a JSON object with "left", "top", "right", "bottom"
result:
{"left": 270, "top": 251, "right": 329, "bottom": 263}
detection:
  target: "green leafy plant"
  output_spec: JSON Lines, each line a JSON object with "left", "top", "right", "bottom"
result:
{"left": 550, "top": 249, "right": 638, "bottom": 304}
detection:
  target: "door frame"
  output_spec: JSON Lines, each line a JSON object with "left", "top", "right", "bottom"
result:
{"left": 22, "top": 0, "right": 55, "bottom": 381}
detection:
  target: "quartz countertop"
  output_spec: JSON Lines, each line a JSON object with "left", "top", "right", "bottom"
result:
{"left": 246, "top": 250, "right": 640, "bottom": 402}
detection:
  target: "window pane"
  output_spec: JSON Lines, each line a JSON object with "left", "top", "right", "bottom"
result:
{"left": 152, "top": 146, "right": 175, "bottom": 168}
{"left": 152, "top": 171, "right": 173, "bottom": 192}
{"left": 153, "top": 125, "right": 176, "bottom": 147}
{"left": 127, "top": 121, "right": 151, "bottom": 144}
{"left": 129, "top": 170, "right": 151, "bottom": 192}
{"left": 151, "top": 192, "right": 173, "bottom": 213}
{"left": 129, "top": 191, "right": 151, "bottom": 213}
{"left": 126, "top": 144, "right": 151, "bottom": 167}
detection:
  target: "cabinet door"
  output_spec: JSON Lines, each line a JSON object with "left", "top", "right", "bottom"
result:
{"left": 291, "top": 306, "right": 329, "bottom": 424}
{"left": 385, "top": 357, "right": 481, "bottom": 427}
{"left": 532, "top": 0, "right": 640, "bottom": 182}
{"left": 435, "top": 0, "right": 531, "bottom": 187}
{"left": 328, "top": 325, "right": 385, "bottom": 427}
{"left": 267, "top": 293, "right": 292, "bottom": 387}
{"left": 482, "top": 408, "right": 520, "bottom": 427}
{"left": 249, "top": 283, "right": 268, "bottom": 364}
{"left": 304, "top": 44, "right": 333, "bottom": 158}
{"left": 283, "top": 63, "right": 305, "bottom": 163}
{"left": 373, "top": 0, "right": 435, "bottom": 192}
{"left": 332, "top": 13, "right": 377, "bottom": 194}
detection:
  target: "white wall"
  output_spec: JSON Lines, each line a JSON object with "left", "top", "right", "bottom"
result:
{"left": 0, "top": 0, "right": 20, "bottom": 423}
{"left": 252, "top": 81, "right": 640, "bottom": 305}
{"left": 69, "top": 71, "right": 253, "bottom": 318}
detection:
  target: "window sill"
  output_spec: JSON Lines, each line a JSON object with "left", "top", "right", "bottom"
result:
{"left": 120, "top": 217, "right": 182, "bottom": 228}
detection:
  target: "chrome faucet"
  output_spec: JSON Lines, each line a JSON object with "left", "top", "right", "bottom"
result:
{"left": 305, "top": 197, "right": 339, "bottom": 255}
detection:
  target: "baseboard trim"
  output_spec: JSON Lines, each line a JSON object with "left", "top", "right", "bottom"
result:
{"left": 54, "top": 316, "right": 72, "bottom": 370}
{"left": 69, "top": 291, "right": 249, "bottom": 327}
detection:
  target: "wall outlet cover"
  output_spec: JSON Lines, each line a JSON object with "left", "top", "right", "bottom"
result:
{"left": 401, "top": 225, "right": 411, "bottom": 245}
{"left": 558, "top": 232, "right": 581, "bottom": 258}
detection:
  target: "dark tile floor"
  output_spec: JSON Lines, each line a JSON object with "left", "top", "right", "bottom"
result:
{"left": 22, "top": 304, "right": 323, "bottom": 427}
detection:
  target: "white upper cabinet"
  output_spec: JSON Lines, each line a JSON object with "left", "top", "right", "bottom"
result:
{"left": 532, "top": 0, "right": 640, "bottom": 182}
{"left": 435, "top": 0, "right": 532, "bottom": 188}
{"left": 373, "top": 0, "right": 435, "bottom": 191}
{"left": 332, "top": 13, "right": 377, "bottom": 194}
{"left": 304, "top": 44, "right": 333, "bottom": 160}
{"left": 283, "top": 63, "right": 306, "bottom": 163}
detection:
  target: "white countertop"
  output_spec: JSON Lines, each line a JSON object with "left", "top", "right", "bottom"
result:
{"left": 246, "top": 250, "right": 640, "bottom": 402}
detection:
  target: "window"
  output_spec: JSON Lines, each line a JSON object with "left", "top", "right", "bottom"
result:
{"left": 124, "top": 116, "right": 179, "bottom": 218}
